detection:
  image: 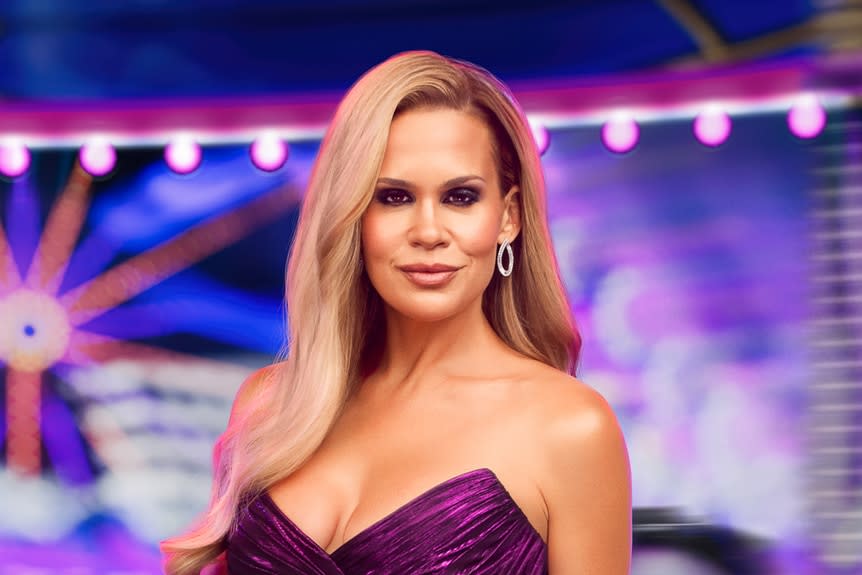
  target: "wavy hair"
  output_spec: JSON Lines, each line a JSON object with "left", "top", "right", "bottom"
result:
{"left": 161, "top": 50, "right": 580, "bottom": 574}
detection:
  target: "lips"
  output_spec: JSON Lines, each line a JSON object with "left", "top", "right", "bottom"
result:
{"left": 398, "top": 264, "right": 460, "bottom": 287}
{"left": 399, "top": 264, "right": 459, "bottom": 273}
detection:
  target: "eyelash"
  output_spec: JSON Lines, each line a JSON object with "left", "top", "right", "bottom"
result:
{"left": 375, "top": 188, "right": 480, "bottom": 207}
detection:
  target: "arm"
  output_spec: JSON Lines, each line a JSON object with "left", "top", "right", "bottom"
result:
{"left": 542, "top": 380, "right": 632, "bottom": 574}
{"left": 227, "top": 363, "right": 281, "bottom": 426}
{"left": 206, "top": 365, "right": 272, "bottom": 488}
{"left": 194, "top": 365, "right": 280, "bottom": 574}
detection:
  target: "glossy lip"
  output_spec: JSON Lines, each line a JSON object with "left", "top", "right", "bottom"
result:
{"left": 398, "top": 264, "right": 460, "bottom": 287}
{"left": 398, "top": 263, "right": 459, "bottom": 273}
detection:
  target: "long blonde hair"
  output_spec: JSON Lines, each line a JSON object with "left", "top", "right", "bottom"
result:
{"left": 161, "top": 50, "right": 580, "bottom": 574}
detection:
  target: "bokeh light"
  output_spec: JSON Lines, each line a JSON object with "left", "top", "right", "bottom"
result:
{"left": 79, "top": 140, "right": 116, "bottom": 177}
{"left": 788, "top": 94, "right": 826, "bottom": 139}
{"left": 528, "top": 118, "right": 550, "bottom": 156}
{"left": 694, "top": 107, "right": 732, "bottom": 147}
{"left": 602, "top": 114, "right": 639, "bottom": 154}
{"left": 250, "top": 133, "right": 288, "bottom": 171}
{"left": 0, "top": 140, "right": 31, "bottom": 178}
{"left": 165, "top": 136, "right": 202, "bottom": 174}
{"left": 0, "top": 290, "right": 72, "bottom": 373}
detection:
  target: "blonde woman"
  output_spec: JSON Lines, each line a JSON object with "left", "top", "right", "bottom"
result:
{"left": 162, "top": 50, "right": 631, "bottom": 574}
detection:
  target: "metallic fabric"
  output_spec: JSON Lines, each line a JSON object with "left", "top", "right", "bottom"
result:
{"left": 226, "top": 468, "right": 547, "bottom": 574}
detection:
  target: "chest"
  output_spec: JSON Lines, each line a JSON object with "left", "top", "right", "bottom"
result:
{"left": 228, "top": 468, "right": 548, "bottom": 574}
{"left": 265, "top": 386, "right": 547, "bottom": 554}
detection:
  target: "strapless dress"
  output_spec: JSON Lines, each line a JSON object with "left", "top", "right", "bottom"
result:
{"left": 226, "top": 467, "right": 548, "bottom": 574}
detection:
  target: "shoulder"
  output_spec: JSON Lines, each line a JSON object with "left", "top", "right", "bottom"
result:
{"left": 228, "top": 362, "right": 285, "bottom": 425}
{"left": 532, "top": 370, "right": 626, "bottom": 458}
{"left": 525, "top": 368, "right": 632, "bottom": 573}
{"left": 513, "top": 363, "right": 621, "bottom": 446}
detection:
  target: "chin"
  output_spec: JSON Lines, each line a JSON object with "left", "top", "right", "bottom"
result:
{"left": 386, "top": 295, "right": 470, "bottom": 324}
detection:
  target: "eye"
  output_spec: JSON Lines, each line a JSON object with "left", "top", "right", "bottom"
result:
{"left": 444, "top": 188, "right": 479, "bottom": 206}
{"left": 376, "top": 189, "right": 412, "bottom": 206}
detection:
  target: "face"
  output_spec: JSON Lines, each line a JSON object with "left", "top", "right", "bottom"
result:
{"left": 360, "top": 107, "right": 520, "bottom": 323}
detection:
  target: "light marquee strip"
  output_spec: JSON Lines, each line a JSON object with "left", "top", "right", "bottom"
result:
{"left": 0, "top": 55, "right": 857, "bottom": 150}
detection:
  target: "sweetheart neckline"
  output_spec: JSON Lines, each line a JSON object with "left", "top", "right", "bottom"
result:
{"left": 258, "top": 467, "right": 545, "bottom": 559}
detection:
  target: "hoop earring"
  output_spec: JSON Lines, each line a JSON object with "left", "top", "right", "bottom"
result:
{"left": 497, "top": 238, "right": 513, "bottom": 277}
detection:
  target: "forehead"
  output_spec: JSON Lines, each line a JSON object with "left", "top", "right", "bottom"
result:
{"left": 380, "top": 108, "right": 497, "bottom": 179}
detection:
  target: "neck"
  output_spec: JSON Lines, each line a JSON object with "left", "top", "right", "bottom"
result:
{"left": 367, "top": 300, "right": 506, "bottom": 397}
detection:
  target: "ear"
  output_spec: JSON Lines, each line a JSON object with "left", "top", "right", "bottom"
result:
{"left": 498, "top": 185, "right": 522, "bottom": 244}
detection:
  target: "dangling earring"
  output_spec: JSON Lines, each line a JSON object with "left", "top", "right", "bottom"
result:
{"left": 497, "top": 238, "right": 513, "bottom": 277}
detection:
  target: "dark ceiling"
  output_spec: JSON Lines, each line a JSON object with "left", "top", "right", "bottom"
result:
{"left": 0, "top": 0, "right": 828, "bottom": 101}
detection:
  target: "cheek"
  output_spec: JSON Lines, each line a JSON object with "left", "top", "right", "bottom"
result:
{"left": 458, "top": 213, "right": 502, "bottom": 257}
{"left": 360, "top": 211, "right": 390, "bottom": 259}
{"left": 360, "top": 210, "right": 412, "bottom": 270}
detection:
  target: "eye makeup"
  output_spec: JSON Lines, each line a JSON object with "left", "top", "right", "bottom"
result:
{"left": 374, "top": 186, "right": 481, "bottom": 207}
{"left": 374, "top": 175, "right": 486, "bottom": 206}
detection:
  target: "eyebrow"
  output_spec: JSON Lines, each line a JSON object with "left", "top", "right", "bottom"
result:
{"left": 375, "top": 175, "right": 486, "bottom": 189}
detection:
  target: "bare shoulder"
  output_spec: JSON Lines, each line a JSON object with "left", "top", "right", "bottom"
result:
{"left": 529, "top": 368, "right": 624, "bottom": 452}
{"left": 228, "top": 362, "right": 285, "bottom": 425}
{"left": 522, "top": 365, "right": 632, "bottom": 573}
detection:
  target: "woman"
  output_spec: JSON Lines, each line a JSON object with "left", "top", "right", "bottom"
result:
{"left": 162, "top": 50, "right": 631, "bottom": 574}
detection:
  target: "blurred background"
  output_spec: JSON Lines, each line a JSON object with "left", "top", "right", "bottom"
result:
{"left": 0, "top": 1, "right": 861, "bottom": 573}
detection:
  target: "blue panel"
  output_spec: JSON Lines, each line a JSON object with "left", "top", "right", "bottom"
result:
{"left": 693, "top": 0, "right": 815, "bottom": 43}
{"left": 0, "top": 2, "right": 696, "bottom": 99}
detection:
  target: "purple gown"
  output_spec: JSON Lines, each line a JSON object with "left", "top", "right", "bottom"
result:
{"left": 226, "top": 467, "right": 548, "bottom": 574}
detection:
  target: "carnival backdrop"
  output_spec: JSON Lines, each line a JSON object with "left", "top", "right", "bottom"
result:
{"left": 0, "top": 107, "right": 825, "bottom": 572}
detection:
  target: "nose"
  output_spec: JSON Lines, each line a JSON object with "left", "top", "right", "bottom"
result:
{"left": 407, "top": 198, "right": 447, "bottom": 249}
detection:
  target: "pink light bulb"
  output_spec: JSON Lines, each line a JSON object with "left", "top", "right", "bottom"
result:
{"left": 694, "top": 108, "right": 732, "bottom": 147}
{"left": 528, "top": 119, "right": 550, "bottom": 156}
{"left": 165, "top": 137, "right": 202, "bottom": 174}
{"left": 0, "top": 141, "right": 31, "bottom": 178}
{"left": 250, "top": 134, "right": 288, "bottom": 171}
{"left": 79, "top": 140, "right": 116, "bottom": 177}
{"left": 788, "top": 95, "right": 826, "bottom": 139}
{"left": 602, "top": 115, "right": 639, "bottom": 154}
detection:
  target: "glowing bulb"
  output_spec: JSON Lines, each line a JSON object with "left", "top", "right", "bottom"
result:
{"left": 694, "top": 107, "right": 731, "bottom": 147}
{"left": 528, "top": 119, "right": 550, "bottom": 156}
{"left": 165, "top": 136, "right": 202, "bottom": 174}
{"left": 602, "top": 115, "right": 639, "bottom": 154}
{"left": 0, "top": 140, "right": 31, "bottom": 178}
{"left": 788, "top": 95, "right": 826, "bottom": 139}
{"left": 79, "top": 139, "right": 116, "bottom": 177}
{"left": 250, "top": 133, "right": 288, "bottom": 171}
